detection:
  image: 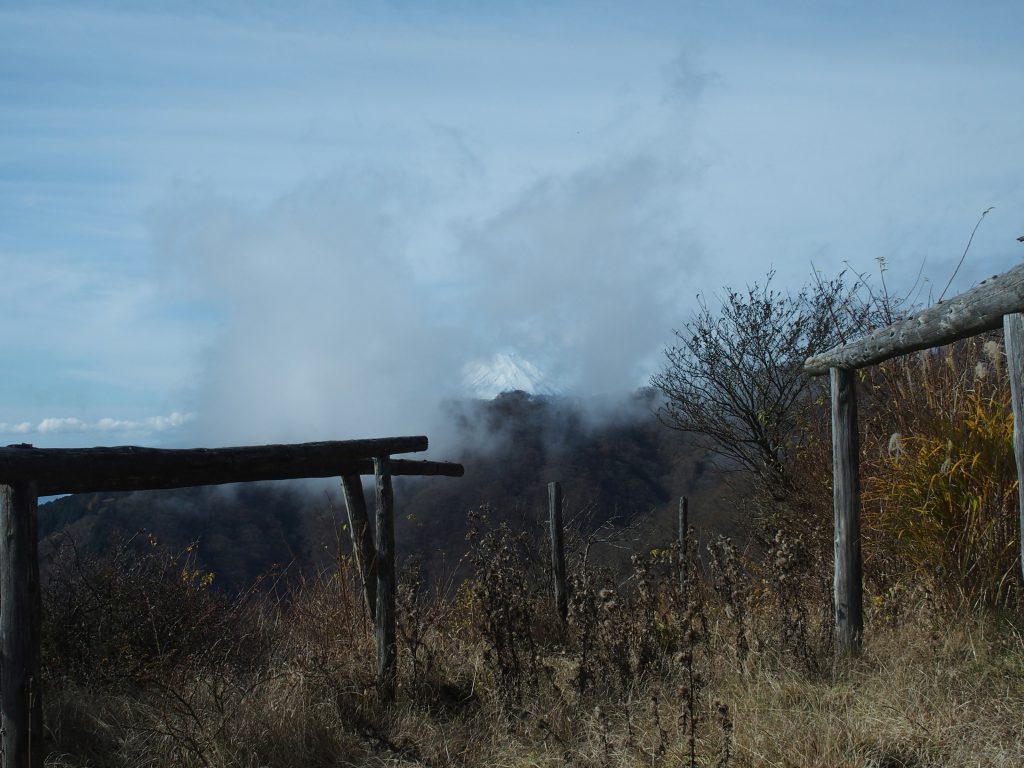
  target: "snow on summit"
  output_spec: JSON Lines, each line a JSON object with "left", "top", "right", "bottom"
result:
{"left": 461, "top": 353, "right": 561, "bottom": 399}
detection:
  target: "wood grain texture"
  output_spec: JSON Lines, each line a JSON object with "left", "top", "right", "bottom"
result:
{"left": 1, "top": 481, "right": 44, "bottom": 768}
{"left": 1003, "top": 313, "right": 1024, "bottom": 584}
{"left": 805, "top": 264, "right": 1024, "bottom": 375}
{"left": 341, "top": 474, "right": 377, "bottom": 622}
{"left": 548, "top": 481, "right": 568, "bottom": 624}
{"left": 0, "top": 439, "right": 464, "bottom": 495}
{"left": 678, "top": 496, "right": 689, "bottom": 593}
{"left": 373, "top": 456, "right": 397, "bottom": 701}
{"left": 831, "top": 368, "right": 863, "bottom": 655}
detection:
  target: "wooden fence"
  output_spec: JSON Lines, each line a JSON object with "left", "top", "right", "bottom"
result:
{"left": 0, "top": 436, "right": 463, "bottom": 768}
{"left": 10, "top": 265, "right": 1024, "bottom": 761}
{"left": 548, "top": 481, "right": 568, "bottom": 625}
{"left": 804, "top": 262, "right": 1024, "bottom": 655}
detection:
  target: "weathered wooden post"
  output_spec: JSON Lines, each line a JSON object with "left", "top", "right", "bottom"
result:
{"left": 831, "top": 368, "right": 863, "bottom": 655}
{"left": 802, "top": 263, "right": 1024, "bottom": 649}
{"left": 677, "top": 496, "right": 689, "bottom": 593}
{"left": 1003, "top": 312, "right": 1024, "bottom": 584}
{"left": 548, "top": 481, "right": 568, "bottom": 624}
{"left": 341, "top": 474, "right": 377, "bottom": 621}
{"left": 1, "top": 479, "right": 44, "bottom": 768}
{"left": 0, "top": 437, "right": 463, "bottom": 723}
{"left": 373, "top": 456, "right": 397, "bottom": 700}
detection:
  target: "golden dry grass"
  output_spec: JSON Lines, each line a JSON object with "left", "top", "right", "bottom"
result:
{"left": 41, "top": 553, "right": 1024, "bottom": 767}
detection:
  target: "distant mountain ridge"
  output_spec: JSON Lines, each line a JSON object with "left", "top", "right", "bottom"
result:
{"left": 37, "top": 390, "right": 742, "bottom": 591}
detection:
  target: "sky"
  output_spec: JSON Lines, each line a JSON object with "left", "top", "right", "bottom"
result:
{"left": 2, "top": 0, "right": 1023, "bottom": 453}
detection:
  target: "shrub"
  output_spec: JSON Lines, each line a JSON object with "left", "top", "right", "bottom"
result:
{"left": 42, "top": 531, "right": 266, "bottom": 686}
{"left": 861, "top": 337, "right": 1020, "bottom": 608}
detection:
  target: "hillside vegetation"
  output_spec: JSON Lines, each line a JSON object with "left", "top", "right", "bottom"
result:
{"left": 37, "top": 272, "right": 1024, "bottom": 766}
{"left": 41, "top": 492, "right": 1024, "bottom": 767}
{"left": 38, "top": 389, "right": 732, "bottom": 592}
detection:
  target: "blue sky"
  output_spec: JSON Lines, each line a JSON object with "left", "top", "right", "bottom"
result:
{"left": 3, "top": 0, "right": 1023, "bottom": 450}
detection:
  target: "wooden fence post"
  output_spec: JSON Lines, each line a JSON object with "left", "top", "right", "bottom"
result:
{"left": 1, "top": 479, "right": 44, "bottom": 768}
{"left": 548, "top": 481, "right": 568, "bottom": 624}
{"left": 373, "top": 456, "right": 397, "bottom": 700}
{"left": 677, "top": 496, "right": 689, "bottom": 593}
{"left": 341, "top": 474, "right": 377, "bottom": 621}
{"left": 831, "top": 368, "right": 863, "bottom": 655}
{"left": 1003, "top": 312, "right": 1024, "bottom": 585}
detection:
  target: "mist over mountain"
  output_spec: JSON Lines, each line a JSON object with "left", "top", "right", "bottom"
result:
{"left": 37, "top": 390, "right": 743, "bottom": 591}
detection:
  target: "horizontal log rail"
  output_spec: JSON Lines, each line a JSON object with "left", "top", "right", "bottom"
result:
{"left": 0, "top": 437, "right": 467, "bottom": 495}
{"left": 2, "top": 433, "right": 464, "bottom": 762}
{"left": 802, "top": 260, "right": 1024, "bottom": 658}
{"left": 804, "top": 262, "right": 1024, "bottom": 375}
{"left": 30, "top": 457, "right": 460, "bottom": 495}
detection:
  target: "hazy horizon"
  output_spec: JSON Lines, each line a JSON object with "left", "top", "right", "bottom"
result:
{"left": 3, "top": 1, "right": 1023, "bottom": 454}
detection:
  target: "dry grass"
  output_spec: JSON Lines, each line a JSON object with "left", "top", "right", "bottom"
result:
{"left": 860, "top": 336, "right": 1020, "bottom": 608}
{"left": 39, "top": 524, "right": 1024, "bottom": 768}
{"left": 720, "top": 611, "right": 1024, "bottom": 767}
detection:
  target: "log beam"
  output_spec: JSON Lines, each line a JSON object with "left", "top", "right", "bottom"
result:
{"left": 805, "top": 263, "right": 1024, "bottom": 375}
{"left": 0, "top": 440, "right": 465, "bottom": 495}
{"left": 1003, "top": 312, "right": 1024, "bottom": 585}
{"left": 678, "top": 496, "right": 689, "bottom": 594}
{"left": 373, "top": 456, "right": 397, "bottom": 701}
{"left": 33, "top": 457, "right": 462, "bottom": 495}
{"left": 548, "top": 481, "right": 568, "bottom": 625}
{"left": 341, "top": 474, "right": 377, "bottom": 621}
{"left": 1, "top": 480, "right": 44, "bottom": 768}
{"left": 831, "top": 368, "right": 863, "bottom": 655}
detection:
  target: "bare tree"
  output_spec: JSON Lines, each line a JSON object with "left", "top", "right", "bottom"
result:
{"left": 651, "top": 270, "right": 863, "bottom": 497}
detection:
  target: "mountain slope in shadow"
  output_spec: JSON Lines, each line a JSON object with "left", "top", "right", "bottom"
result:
{"left": 38, "top": 390, "right": 744, "bottom": 591}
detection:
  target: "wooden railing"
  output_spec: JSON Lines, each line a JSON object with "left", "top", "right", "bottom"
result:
{"left": 0, "top": 436, "right": 463, "bottom": 768}
{"left": 804, "top": 263, "right": 1024, "bottom": 655}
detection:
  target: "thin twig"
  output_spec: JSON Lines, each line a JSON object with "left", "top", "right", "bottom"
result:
{"left": 938, "top": 207, "right": 993, "bottom": 302}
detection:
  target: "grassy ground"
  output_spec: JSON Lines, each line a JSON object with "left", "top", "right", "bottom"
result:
{"left": 39, "top": 526, "right": 1024, "bottom": 767}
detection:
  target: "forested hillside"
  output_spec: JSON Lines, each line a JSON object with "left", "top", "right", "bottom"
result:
{"left": 37, "top": 389, "right": 740, "bottom": 592}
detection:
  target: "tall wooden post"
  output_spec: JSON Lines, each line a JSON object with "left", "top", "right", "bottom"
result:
{"left": 1, "top": 479, "right": 44, "bottom": 768}
{"left": 831, "top": 368, "right": 863, "bottom": 655}
{"left": 548, "top": 481, "right": 568, "bottom": 624}
{"left": 373, "top": 456, "right": 397, "bottom": 700}
{"left": 677, "top": 496, "right": 689, "bottom": 593}
{"left": 1003, "top": 312, "right": 1024, "bottom": 585}
{"left": 341, "top": 474, "right": 377, "bottom": 621}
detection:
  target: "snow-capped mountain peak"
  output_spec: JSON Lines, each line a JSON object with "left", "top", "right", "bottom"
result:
{"left": 461, "top": 352, "right": 560, "bottom": 399}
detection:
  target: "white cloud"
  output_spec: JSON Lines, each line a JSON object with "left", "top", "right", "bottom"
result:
{"left": 36, "top": 418, "right": 89, "bottom": 434}
{"left": 146, "top": 57, "right": 704, "bottom": 451}
{"left": 3, "top": 1, "right": 1024, "bottom": 455}
{"left": 0, "top": 422, "right": 33, "bottom": 435}
{"left": 1, "top": 412, "right": 194, "bottom": 436}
